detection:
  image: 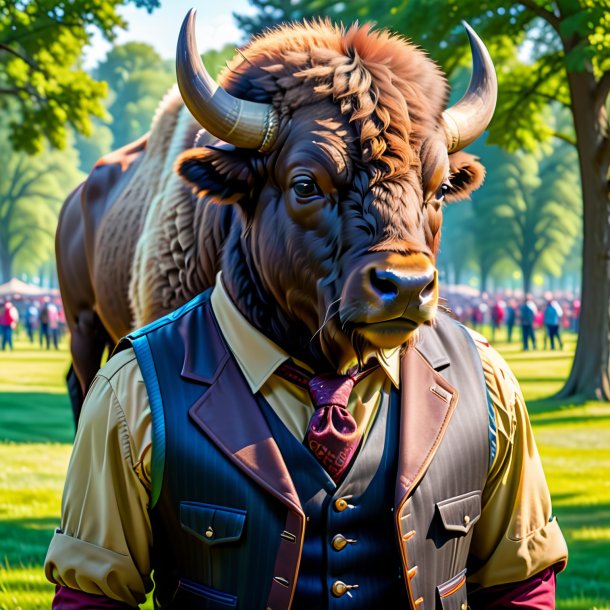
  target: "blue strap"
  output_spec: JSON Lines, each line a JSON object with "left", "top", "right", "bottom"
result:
{"left": 130, "top": 334, "right": 166, "bottom": 508}
{"left": 457, "top": 323, "right": 498, "bottom": 471}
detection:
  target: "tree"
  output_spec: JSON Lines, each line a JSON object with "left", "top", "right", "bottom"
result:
{"left": 437, "top": 201, "right": 477, "bottom": 287}
{"left": 241, "top": 0, "right": 610, "bottom": 400}
{"left": 439, "top": 134, "right": 580, "bottom": 295}
{"left": 0, "top": 118, "right": 84, "bottom": 282}
{"left": 92, "top": 42, "right": 236, "bottom": 150}
{"left": 73, "top": 121, "right": 114, "bottom": 173}
{"left": 474, "top": 143, "right": 580, "bottom": 294}
{"left": 0, "top": 0, "right": 159, "bottom": 154}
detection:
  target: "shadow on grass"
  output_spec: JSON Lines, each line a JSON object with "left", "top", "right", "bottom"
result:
{"left": 525, "top": 395, "right": 588, "bottom": 416}
{"left": 0, "top": 392, "right": 74, "bottom": 443}
{"left": 0, "top": 517, "right": 58, "bottom": 567}
{"left": 553, "top": 501, "right": 610, "bottom": 607}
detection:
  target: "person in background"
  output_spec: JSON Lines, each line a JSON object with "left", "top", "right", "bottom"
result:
{"left": 56, "top": 300, "right": 67, "bottom": 343}
{"left": 25, "top": 300, "right": 40, "bottom": 343}
{"left": 543, "top": 294, "right": 564, "bottom": 351}
{"left": 505, "top": 299, "right": 517, "bottom": 343}
{"left": 520, "top": 295, "right": 538, "bottom": 351}
{"left": 39, "top": 296, "right": 51, "bottom": 349}
{"left": 47, "top": 300, "right": 60, "bottom": 350}
{"left": 1, "top": 300, "right": 19, "bottom": 351}
{"left": 490, "top": 299, "right": 505, "bottom": 343}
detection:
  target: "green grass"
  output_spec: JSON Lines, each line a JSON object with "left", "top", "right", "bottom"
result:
{"left": 0, "top": 331, "right": 609, "bottom": 609}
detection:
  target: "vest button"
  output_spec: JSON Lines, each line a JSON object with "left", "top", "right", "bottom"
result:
{"left": 463, "top": 515, "right": 471, "bottom": 525}
{"left": 334, "top": 498, "right": 349, "bottom": 511}
{"left": 331, "top": 534, "right": 357, "bottom": 551}
{"left": 331, "top": 580, "right": 359, "bottom": 597}
{"left": 204, "top": 526, "right": 214, "bottom": 539}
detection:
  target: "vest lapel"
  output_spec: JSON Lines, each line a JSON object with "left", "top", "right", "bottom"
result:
{"left": 181, "top": 304, "right": 302, "bottom": 513}
{"left": 395, "top": 321, "right": 459, "bottom": 506}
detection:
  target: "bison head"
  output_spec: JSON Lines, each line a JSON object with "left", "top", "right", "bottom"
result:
{"left": 175, "top": 10, "right": 495, "bottom": 374}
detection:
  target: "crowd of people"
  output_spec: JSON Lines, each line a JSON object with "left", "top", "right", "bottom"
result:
{"left": 0, "top": 296, "right": 66, "bottom": 351}
{"left": 444, "top": 289, "right": 580, "bottom": 351}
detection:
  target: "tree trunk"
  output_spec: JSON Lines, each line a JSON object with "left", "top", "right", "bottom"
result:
{"left": 0, "top": 254, "right": 11, "bottom": 283}
{"left": 479, "top": 265, "right": 488, "bottom": 294}
{"left": 557, "top": 70, "right": 610, "bottom": 400}
{"left": 522, "top": 266, "right": 532, "bottom": 295}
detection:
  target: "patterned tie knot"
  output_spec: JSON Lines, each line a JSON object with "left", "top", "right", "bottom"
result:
{"left": 275, "top": 361, "right": 379, "bottom": 483}
{"left": 307, "top": 373, "right": 356, "bottom": 410}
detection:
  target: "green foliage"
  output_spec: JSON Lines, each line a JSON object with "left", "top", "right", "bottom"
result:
{"left": 89, "top": 41, "right": 236, "bottom": 151}
{"left": 0, "top": 112, "right": 84, "bottom": 282}
{"left": 73, "top": 120, "right": 114, "bottom": 173}
{"left": 204, "top": 44, "right": 242, "bottom": 81}
{"left": 0, "top": 0, "right": 160, "bottom": 153}
{"left": 438, "top": 113, "right": 581, "bottom": 294}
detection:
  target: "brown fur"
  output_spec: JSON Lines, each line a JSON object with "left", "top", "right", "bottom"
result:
{"left": 57, "top": 19, "right": 488, "bottom": 416}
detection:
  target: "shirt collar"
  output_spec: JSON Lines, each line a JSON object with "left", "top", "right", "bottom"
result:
{"left": 210, "top": 272, "right": 400, "bottom": 393}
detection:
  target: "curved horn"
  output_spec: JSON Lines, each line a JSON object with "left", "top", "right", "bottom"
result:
{"left": 176, "top": 9, "right": 278, "bottom": 151}
{"left": 442, "top": 22, "right": 497, "bottom": 153}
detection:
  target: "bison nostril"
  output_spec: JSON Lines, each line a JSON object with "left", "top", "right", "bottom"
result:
{"left": 420, "top": 277, "right": 436, "bottom": 301}
{"left": 369, "top": 268, "right": 399, "bottom": 299}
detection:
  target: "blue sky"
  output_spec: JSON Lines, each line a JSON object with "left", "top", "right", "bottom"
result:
{"left": 84, "top": 0, "right": 256, "bottom": 68}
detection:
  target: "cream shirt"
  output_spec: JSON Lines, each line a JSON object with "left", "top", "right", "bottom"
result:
{"left": 45, "top": 277, "right": 568, "bottom": 606}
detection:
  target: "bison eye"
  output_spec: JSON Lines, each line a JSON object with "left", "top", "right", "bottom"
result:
{"left": 292, "top": 175, "right": 322, "bottom": 200}
{"left": 436, "top": 183, "right": 450, "bottom": 201}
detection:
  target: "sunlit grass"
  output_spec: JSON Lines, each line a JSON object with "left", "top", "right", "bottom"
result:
{"left": 0, "top": 330, "right": 608, "bottom": 609}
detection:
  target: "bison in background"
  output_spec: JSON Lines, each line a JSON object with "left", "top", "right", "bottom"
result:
{"left": 56, "top": 11, "right": 494, "bottom": 423}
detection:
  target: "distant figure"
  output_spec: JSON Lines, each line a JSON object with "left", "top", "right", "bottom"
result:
{"left": 505, "top": 299, "right": 517, "bottom": 343}
{"left": 47, "top": 301, "right": 60, "bottom": 350}
{"left": 39, "top": 297, "right": 51, "bottom": 349}
{"left": 56, "top": 300, "right": 66, "bottom": 341}
{"left": 543, "top": 296, "right": 564, "bottom": 350}
{"left": 25, "top": 300, "right": 39, "bottom": 343}
{"left": 520, "top": 295, "right": 538, "bottom": 351}
{"left": 490, "top": 299, "right": 505, "bottom": 343}
{"left": 1, "top": 300, "right": 19, "bottom": 351}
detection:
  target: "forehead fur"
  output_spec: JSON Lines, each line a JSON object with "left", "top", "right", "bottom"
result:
{"left": 219, "top": 20, "right": 449, "bottom": 179}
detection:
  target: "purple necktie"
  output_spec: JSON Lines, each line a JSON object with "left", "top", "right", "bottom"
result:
{"left": 276, "top": 362, "right": 379, "bottom": 482}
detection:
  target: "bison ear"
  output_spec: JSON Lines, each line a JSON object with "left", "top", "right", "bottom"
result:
{"left": 445, "top": 151, "right": 486, "bottom": 203}
{"left": 175, "top": 144, "right": 257, "bottom": 204}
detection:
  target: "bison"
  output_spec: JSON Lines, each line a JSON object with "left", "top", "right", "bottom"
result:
{"left": 57, "top": 10, "right": 495, "bottom": 422}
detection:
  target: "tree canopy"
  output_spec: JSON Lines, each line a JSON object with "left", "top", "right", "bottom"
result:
{"left": 0, "top": 0, "right": 160, "bottom": 153}
{"left": 0, "top": 113, "right": 84, "bottom": 282}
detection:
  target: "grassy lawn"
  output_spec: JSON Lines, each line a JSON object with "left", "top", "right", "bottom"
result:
{"left": 0, "top": 328, "right": 609, "bottom": 609}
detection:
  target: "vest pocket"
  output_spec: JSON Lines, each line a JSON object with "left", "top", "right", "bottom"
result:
{"left": 180, "top": 501, "right": 246, "bottom": 546}
{"left": 435, "top": 490, "right": 481, "bottom": 535}
{"left": 436, "top": 568, "right": 467, "bottom": 609}
{"left": 175, "top": 577, "right": 238, "bottom": 609}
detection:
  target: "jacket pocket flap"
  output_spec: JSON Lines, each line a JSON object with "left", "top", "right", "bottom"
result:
{"left": 180, "top": 502, "right": 246, "bottom": 546}
{"left": 437, "top": 568, "right": 467, "bottom": 609}
{"left": 436, "top": 490, "right": 481, "bottom": 534}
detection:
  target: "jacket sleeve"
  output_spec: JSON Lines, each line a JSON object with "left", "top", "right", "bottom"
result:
{"left": 465, "top": 330, "right": 568, "bottom": 590}
{"left": 44, "top": 349, "right": 153, "bottom": 608}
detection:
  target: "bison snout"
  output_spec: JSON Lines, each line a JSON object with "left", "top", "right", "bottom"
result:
{"left": 368, "top": 266, "right": 437, "bottom": 307}
{"left": 341, "top": 252, "right": 439, "bottom": 337}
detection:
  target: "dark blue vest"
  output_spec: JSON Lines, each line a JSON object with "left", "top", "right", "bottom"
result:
{"left": 121, "top": 289, "right": 492, "bottom": 610}
{"left": 260, "top": 386, "right": 409, "bottom": 608}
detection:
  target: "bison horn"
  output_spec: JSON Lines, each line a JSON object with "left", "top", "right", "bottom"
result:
{"left": 176, "top": 9, "right": 279, "bottom": 152}
{"left": 442, "top": 22, "right": 497, "bottom": 153}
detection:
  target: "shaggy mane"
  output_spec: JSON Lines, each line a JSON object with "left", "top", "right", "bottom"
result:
{"left": 219, "top": 19, "right": 449, "bottom": 180}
